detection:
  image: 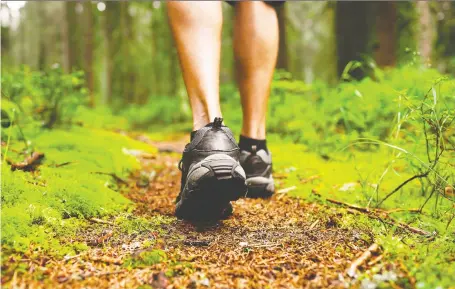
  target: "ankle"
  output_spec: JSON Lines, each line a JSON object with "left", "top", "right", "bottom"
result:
{"left": 239, "top": 135, "right": 268, "bottom": 153}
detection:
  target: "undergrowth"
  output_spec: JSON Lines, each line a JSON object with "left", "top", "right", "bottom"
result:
{"left": 1, "top": 68, "right": 161, "bottom": 256}
{"left": 1, "top": 65, "right": 454, "bottom": 288}
{"left": 1, "top": 127, "right": 158, "bottom": 255}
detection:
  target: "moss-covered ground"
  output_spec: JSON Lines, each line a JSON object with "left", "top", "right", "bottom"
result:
{"left": 1, "top": 66, "right": 454, "bottom": 288}
{"left": 1, "top": 129, "right": 453, "bottom": 288}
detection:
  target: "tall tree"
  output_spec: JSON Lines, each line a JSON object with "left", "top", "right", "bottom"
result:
{"left": 101, "top": 2, "right": 120, "bottom": 105}
{"left": 374, "top": 2, "right": 397, "bottom": 67}
{"left": 83, "top": 1, "right": 95, "bottom": 106}
{"left": 37, "top": 3, "right": 46, "bottom": 70}
{"left": 416, "top": 1, "right": 435, "bottom": 64}
{"left": 276, "top": 4, "right": 288, "bottom": 70}
{"left": 65, "top": 2, "right": 78, "bottom": 70}
{"left": 335, "top": 2, "right": 374, "bottom": 77}
{"left": 61, "top": 2, "right": 70, "bottom": 72}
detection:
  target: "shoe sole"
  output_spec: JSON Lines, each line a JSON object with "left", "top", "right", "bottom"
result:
{"left": 175, "top": 154, "right": 247, "bottom": 221}
{"left": 245, "top": 176, "right": 275, "bottom": 199}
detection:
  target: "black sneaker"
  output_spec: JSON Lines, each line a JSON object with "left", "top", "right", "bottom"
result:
{"left": 175, "top": 117, "right": 247, "bottom": 221}
{"left": 240, "top": 145, "right": 275, "bottom": 198}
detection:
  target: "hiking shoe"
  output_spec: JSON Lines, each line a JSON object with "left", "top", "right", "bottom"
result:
{"left": 240, "top": 145, "right": 274, "bottom": 198}
{"left": 175, "top": 117, "right": 247, "bottom": 221}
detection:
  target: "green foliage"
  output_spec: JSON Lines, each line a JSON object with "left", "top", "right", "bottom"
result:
{"left": 222, "top": 67, "right": 454, "bottom": 287}
{"left": 396, "top": 2, "right": 418, "bottom": 64}
{"left": 223, "top": 67, "right": 455, "bottom": 159}
{"left": 1, "top": 68, "right": 164, "bottom": 257}
{"left": 1, "top": 66, "right": 88, "bottom": 129}
{"left": 0, "top": 68, "right": 158, "bottom": 254}
{"left": 120, "top": 96, "right": 191, "bottom": 129}
{"left": 74, "top": 106, "right": 131, "bottom": 131}
{"left": 1, "top": 66, "right": 454, "bottom": 287}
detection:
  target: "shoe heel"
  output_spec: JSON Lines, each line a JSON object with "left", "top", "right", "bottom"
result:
{"left": 176, "top": 154, "right": 247, "bottom": 221}
{"left": 203, "top": 159, "right": 236, "bottom": 180}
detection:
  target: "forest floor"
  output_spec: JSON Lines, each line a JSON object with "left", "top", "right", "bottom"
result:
{"left": 2, "top": 133, "right": 418, "bottom": 289}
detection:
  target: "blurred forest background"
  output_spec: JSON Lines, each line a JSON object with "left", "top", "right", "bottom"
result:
{"left": 2, "top": 2, "right": 455, "bottom": 287}
{"left": 1, "top": 1, "right": 455, "bottom": 110}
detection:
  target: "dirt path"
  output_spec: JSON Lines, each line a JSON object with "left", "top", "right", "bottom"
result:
{"left": 6, "top": 140, "right": 379, "bottom": 289}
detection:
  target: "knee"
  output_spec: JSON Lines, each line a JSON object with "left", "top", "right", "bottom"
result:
{"left": 167, "top": 1, "right": 222, "bottom": 27}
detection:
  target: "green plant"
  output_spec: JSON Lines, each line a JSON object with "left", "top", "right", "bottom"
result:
{"left": 1, "top": 66, "right": 88, "bottom": 129}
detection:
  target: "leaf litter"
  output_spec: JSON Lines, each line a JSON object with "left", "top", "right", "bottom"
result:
{"left": 2, "top": 139, "right": 412, "bottom": 289}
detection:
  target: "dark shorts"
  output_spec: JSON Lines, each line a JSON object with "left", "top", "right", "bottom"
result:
{"left": 226, "top": 1, "right": 285, "bottom": 9}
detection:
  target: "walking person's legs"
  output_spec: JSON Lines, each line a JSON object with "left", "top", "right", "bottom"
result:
{"left": 167, "top": 1, "right": 281, "bottom": 220}
{"left": 234, "top": 2, "right": 279, "bottom": 198}
{"left": 167, "top": 1, "right": 223, "bottom": 130}
{"left": 168, "top": 2, "right": 247, "bottom": 220}
{"left": 234, "top": 1, "right": 279, "bottom": 140}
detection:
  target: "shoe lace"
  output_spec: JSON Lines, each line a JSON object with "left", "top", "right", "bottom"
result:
{"left": 213, "top": 117, "right": 223, "bottom": 128}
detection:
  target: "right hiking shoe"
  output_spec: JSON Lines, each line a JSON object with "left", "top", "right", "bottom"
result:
{"left": 175, "top": 117, "right": 247, "bottom": 221}
{"left": 240, "top": 145, "right": 275, "bottom": 198}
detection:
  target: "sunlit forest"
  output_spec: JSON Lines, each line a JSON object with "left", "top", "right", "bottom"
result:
{"left": 1, "top": 1, "right": 455, "bottom": 289}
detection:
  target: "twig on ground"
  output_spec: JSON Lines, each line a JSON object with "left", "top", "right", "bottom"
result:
{"left": 87, "top": 255, "right": 122, "bottom": 265}
{"left": 277, "top": 186, "right": 297, "bottom": 194}
{"left": 347, "top": 243, "right": 379, "bottom": 277}
{"left": 326, "top": 198, "right": 371, "bottom": 213}
{"left": 8, "top": 151, "right": 45, "bottom": 171}
{"left": 63, "top": 254, "right": 84, "bottom": 262}
{"left": 90, "top": 218, "right": 114, "bottom": 225}
{"left": 52, "top": 161, "right": 74, "bottom": 168}
{"left": 183, "top": 240, "right": 211, "bottom": 247}
{"left": 300, "top": 175, "right": 320, "bottom": 184}
{"left": 95, "top": 230, "right": 113, "bottom": 245}
{"left": 91, "top": 172, "right": 128, "bottom": 185}
{"left": 80, "top": 269, "right": 126, "bottom": 278}
{"left": 396, "top": 221, "right": 432, "bottom": 236}
{"left": 308, "top": 219, "right": 320, "bottom": 230}
{"left": 377, "top": 172, "right": 429, "bottom": 207}
{"left": 312, "top": 190, "right": 431, "bottom": 236}
{"left": 311, "top": 190, "right": 370, "bottom": 213}
{"left": 367, "top": 254, "right": 383, "bottom": 266}
{"left": 384, "top": 208, "right": 421, "bottom": 214}
{"left": 345, "top": 208, "right": 431, "bottom": 236}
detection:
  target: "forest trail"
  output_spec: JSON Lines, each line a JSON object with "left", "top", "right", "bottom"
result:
{"left": 6, "top": 136, "right": 390, "bottom": 289}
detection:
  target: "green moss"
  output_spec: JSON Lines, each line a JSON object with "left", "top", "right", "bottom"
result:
{"left": 115, "top": 214, "right": 173, "bottom": 236}
{"left": 123, "top": 250, "right": 167, "bottom": 269}
{"left": 1, "top": 126, "right": 156, "bottom": 255}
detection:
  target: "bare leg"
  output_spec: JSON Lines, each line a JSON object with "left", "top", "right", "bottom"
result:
{"left": 234, "top": 2, "right": 279, "bottom": 139}
{"left": 167, "top": 1, "right": 223, "bottom": 130}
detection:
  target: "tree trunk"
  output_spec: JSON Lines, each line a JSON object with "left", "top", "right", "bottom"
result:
{"left": 65, "top": 1, "right": 79, "bottom": 71}
{"left": 104, "top": 2, "right": 122, "bottom": 105}
{"left": 150, "top": 5, "right": 159, "bottom": 96}
{"left": 101, "top": 12, "right": 111, "bottom": 105}
{"left": 416, "top": 1, "right": 435, "bottom": 65}
{"left": 335, "top": 2, "right": 373, "bottom": 77}
{"left": 61, "top": 2, "right": 70, "bottom": 73}
{"left": 276, "top": 4, "right": 288, "bottom": 70}
{"left": 37, "top": 3, "right": 46, "bottom": 70}
{"left": 83, "top": 1, "right": 95, "bottom": 106}
{"left": 374, "top": 2, "right": 397, "bottom": 67}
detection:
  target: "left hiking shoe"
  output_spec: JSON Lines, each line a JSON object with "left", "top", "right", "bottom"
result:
{"left": 175, "top": 118, "right": 247, "bottom": 221}
{"left": 240, "top": 145, "right": 275, "bottom": 198}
